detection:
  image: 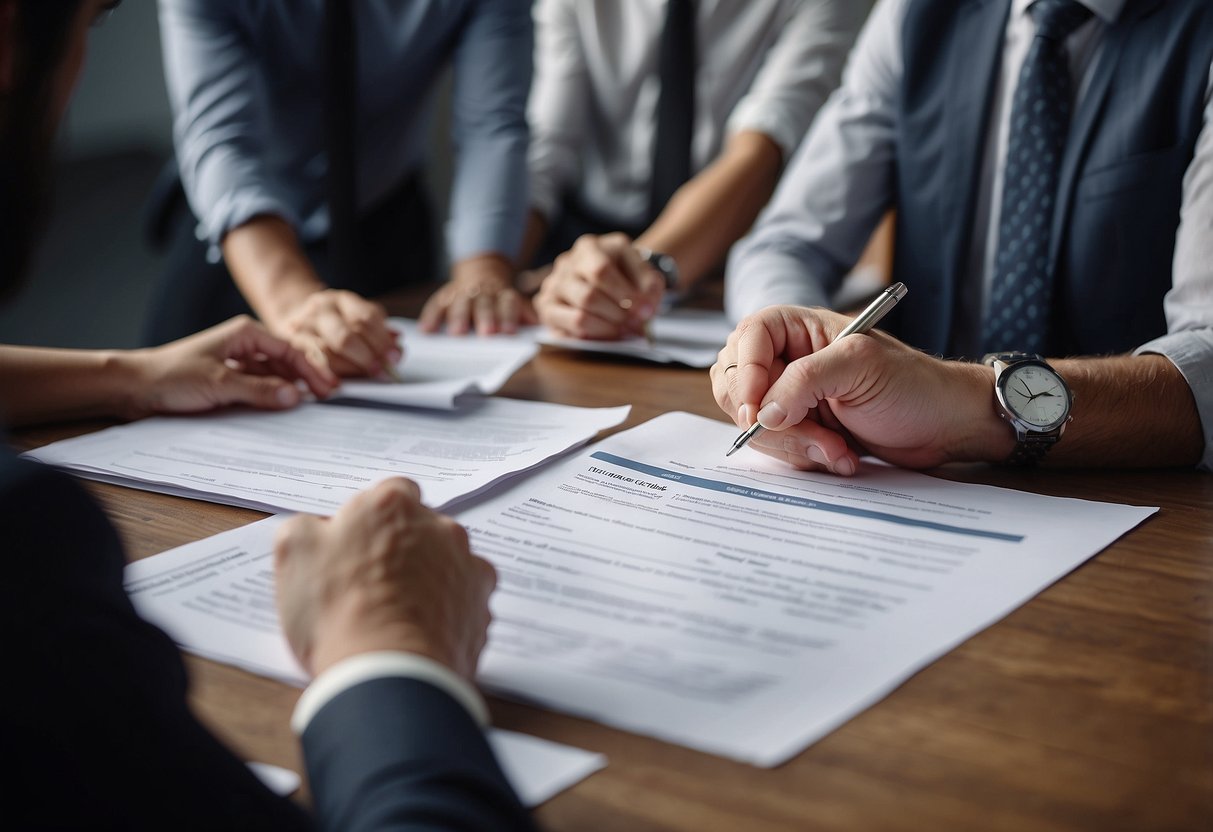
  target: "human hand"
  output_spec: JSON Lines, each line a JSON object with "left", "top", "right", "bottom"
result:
{"left": 274, "top": 478, "right": 497, "bottom": 680}
{"left": 712, "top": 306, "right": 1004, "bottom": 473}
{"left": 126, "top": 315, "right": 338, "bottom": 418}
{"left": 534, "top": 233, "right": 667, "bottom": 340}
{"left": 419, "top": 254, "right": 537, "bottom": 336}
{"left": 274, "top": 289, "right": 401, "bottom": 379}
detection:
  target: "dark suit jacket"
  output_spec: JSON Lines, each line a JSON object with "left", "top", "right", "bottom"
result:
{"left": 890, "top": 0, "right": 1213, "bottom": 357}
{"left": 0, "top": 448, "right": 534, "bottom": 831}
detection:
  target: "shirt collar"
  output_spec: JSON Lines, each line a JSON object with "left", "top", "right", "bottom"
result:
{"left": 1014, "top": 0, "right": 1126, "bottom": 25}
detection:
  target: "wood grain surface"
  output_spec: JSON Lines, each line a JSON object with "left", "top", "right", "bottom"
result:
{"left": 13, "top": 341, "right": 1213, "bottom": 831}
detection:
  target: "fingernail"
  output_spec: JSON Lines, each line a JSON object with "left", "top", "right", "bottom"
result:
{"left": 276, "top": 386, "right": 299, "bottom": 406}
{"left": 836, "top": 457, "right": 856, "bottom": 476}
{"left": 806, "top": 446, "right": 829, "bottom": 466}
{"left": 757, "top": 401, "right": 788, "bottom": 430}
{"left": 387, "top": 348, "right": 402, "bottom": 363}
{"left": 737, "top": 403, "right": 754, "bottom": 427}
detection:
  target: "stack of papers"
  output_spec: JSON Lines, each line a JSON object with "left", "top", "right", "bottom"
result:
{"left": 24, "top": 398, "right": 629, "bottom": 514}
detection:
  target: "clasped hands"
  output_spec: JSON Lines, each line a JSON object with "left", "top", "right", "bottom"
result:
{"left": 534, "top": 233, "right": 668, "bottom": 339}
{"left": 712, "top": 306, "right": 1003, "bottom": 474}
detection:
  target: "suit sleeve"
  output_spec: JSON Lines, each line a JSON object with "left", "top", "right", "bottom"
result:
{"left": 302, "top": 676, "right": 537, "bottom": 832}
{"left": 0, "top": 454, "right": 313, "bottom": 830}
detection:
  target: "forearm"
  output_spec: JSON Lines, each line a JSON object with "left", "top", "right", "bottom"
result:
{"left": 637, "top": 131, "right": 783, "bottom": 289}
{"left": 222, "top": 216, "right": 325, "bottom": 330}
{"left": 957, "top": 354, "right": 1204, "bottom": 468}
{"left": 0, "top": 347, "right": 144, "bottom": 427}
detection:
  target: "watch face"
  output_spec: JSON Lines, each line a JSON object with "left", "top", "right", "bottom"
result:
{"left": 1001, "top": 364, "right": 1070, "bottom": 429}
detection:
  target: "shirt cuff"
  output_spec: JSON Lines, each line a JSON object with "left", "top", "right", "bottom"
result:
{"left": 725, "top": 102, "right": 805, "bottom": 163}
{"left": 200, "top": 188, "right": 300, "bottom": 257}
{"left": 291, "top": 651, "right": 490, "bottom": 735}
{"left": 1135, "top": 329, "right": 1213, "bottom": 471}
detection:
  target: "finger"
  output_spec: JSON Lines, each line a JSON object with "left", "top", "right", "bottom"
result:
{"left": 315, "top": 309, "right": 381, "bottom": 377}
{"left": 613, "top": 245, "right": 666, "bottom": 318}
{"left": 758, "top": 336, "right": 875, "bottom": 431}
{"left": 496, "top": 291, "right": 521, "bottom": 334}
{"left": 234, "top": 324, "right": 339, "bottom": 396}
{"left": 732, "top": 317, "right": 782, "bottom": 424}
{"left": 568, "top": 236, "right": 642, "bottom": 308}
{"left": 749, "top": 418, "right": 858, "bottom": 476}
{"left": 445, "top": 291, "right": 474, "bottom": 336}
{"left": 214, "top": 366, "right": 304, "bottom": 410}
{"left": 560, "top": 278, "right": 630, "bottom": 327}
{"left": 472, "top": 292, "right": 498, "bottom": 336}
{"left": 541, "top": 300, "right": 623, "bottom": 340}
{"left": 274, "top": 514, "right": 324, "bottom": 565}
{"left": 336, "top": 294, "right": 395, "bottom": 359}
{"left": 371, "top": 477, "right": 424, "bottom": 511}
{"left": 418, "top": 290, "right": 450, "bottom": 333}
{"left": 473, "top": 554, "right": 498, "bottom": 595}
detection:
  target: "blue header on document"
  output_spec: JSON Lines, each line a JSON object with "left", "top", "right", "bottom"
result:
{"left": 589, "top": 452, "right": 1024, "bottom": 542}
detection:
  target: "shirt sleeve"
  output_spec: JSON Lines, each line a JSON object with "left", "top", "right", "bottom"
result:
{"left": 724, "top": 0, "right": 904, "bottom": 321}
{"left": 292, "top": 652, "right": 490, "bottom": 735}
{"left": 1134, "top": 62, "right": 1213, "bottom": 472}
{"left": 157, "top": 0, "right": 298, "bottom": 253}
{"left": 724, "top": 0, "right": 869, "bottom": 161}
{"left": 526, "top": 0, "right": 588, "bottom": 223}
{"left": 446, "top": 0, "right": 534, "bottom": 263}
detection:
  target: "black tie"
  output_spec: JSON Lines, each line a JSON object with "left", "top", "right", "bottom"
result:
{"left": 323, "top": 0, "right": 359, "bottom": 284}
{"left": 983, "top": 0, "right": 1093, "bottom": 354}
{"left": 648, "top": 0, "right": 696, "bottom": 225}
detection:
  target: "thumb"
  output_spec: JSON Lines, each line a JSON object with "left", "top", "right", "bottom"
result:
{"left": 757, "top": 337, "right": 871, "bottom": 431}
{"left": 219, "top": 371, "right": 301, "bottom": 410}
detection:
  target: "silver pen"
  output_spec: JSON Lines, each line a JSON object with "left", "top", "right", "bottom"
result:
{"left": 726, "top": 282, "right": 908, "bottom": 457}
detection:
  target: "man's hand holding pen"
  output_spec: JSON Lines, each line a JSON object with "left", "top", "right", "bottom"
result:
{"left": 711, "top": 300, "right": 1011, "bottom": 474}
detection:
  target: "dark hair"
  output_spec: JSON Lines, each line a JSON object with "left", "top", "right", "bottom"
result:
{"left": 0, "top": 0, "right": 85, "bottom": 300}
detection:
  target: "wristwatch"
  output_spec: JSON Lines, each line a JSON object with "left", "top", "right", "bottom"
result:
{"left": 982, "top": 352, "right": 1074, "bottom": 466}
{"left": 636, "top": 247, "right": 680, "bottom": 291}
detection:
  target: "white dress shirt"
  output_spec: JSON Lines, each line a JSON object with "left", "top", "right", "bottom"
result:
{"left": 726, "top": 0, "right": 1213, "bottom": 470}
{"left": 526, "top": 0, "right": 868, "bottom": 227}
{"left": 292, "top": 652, "right": 488, "bottom": 735}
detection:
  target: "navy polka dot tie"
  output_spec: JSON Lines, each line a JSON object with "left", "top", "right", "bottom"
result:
{"left": 983, "top": 0, "right": 1093, "bottom": 355}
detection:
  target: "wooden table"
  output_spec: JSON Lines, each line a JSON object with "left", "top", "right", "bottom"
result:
{"left": 14, "top": 345, "right": 1213, "bottom": 831}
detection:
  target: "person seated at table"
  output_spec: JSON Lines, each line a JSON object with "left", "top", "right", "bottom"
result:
{"left": 522, "top": 0, "right": 867, "bottom": 340}
{"left": 0, "top": 2, "right": 536, "bottom": 828}
{"left": 711, "top": 0, "right": 1212, "bottom": 474}
{"left": 142, "top": 0, "right": 535, "bottom": 380}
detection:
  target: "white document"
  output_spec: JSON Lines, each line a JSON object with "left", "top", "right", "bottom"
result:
{"left": 124, "top": 518, "right": 605, "bottom": 807}
{"left": 452, "top": 412, "right": 1156, "bottom": 766}
{"left": 489, "top": 730, "right": 607, "bottom": 807}
{"left": 538, "top": 309, "right": 733, "bottom": 367}
{"left": 336, "top": 319, "right": 539, "bottom": 409}
{"left": 25, "top": 398, "right": 629, "bottom": 514}
{"left": 123, "top": 414, "right": 1159, "bottom": 769}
